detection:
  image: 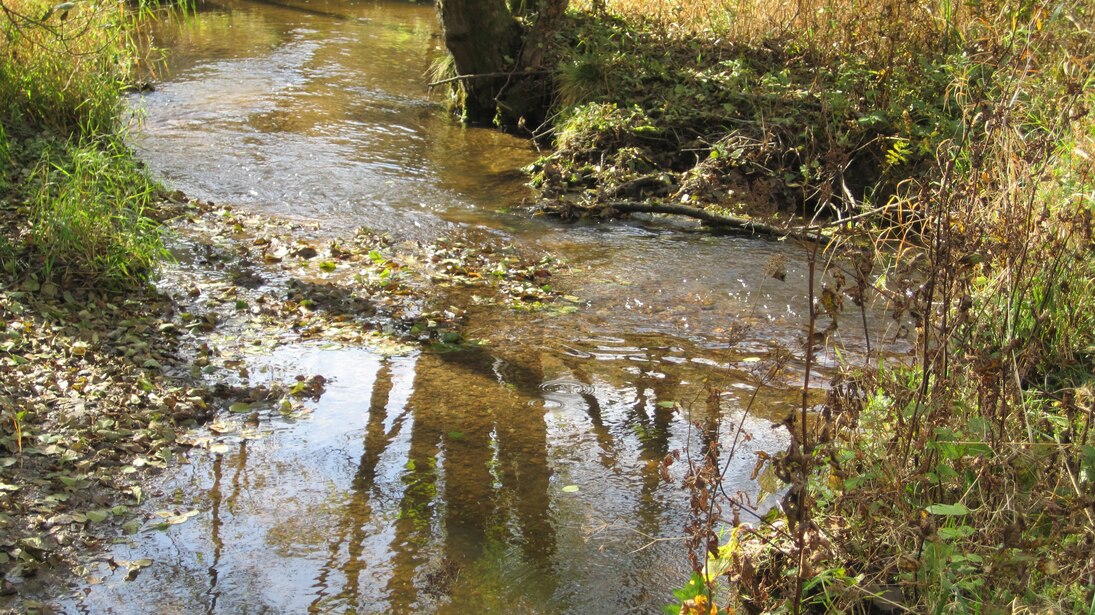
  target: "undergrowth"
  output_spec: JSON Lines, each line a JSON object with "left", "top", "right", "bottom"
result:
{"left": 0, "top": 0, "right": 166, "bottom": 287}
{"left": 532, "top": 7, "right": 963, "bottom": 222}
{"left": 543, "top": 0, "right": 1095, "bottom": 613}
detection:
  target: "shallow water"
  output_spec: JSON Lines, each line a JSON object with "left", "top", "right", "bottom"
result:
{"left": 62, "top": 1, "right": 904, "bottom": 612}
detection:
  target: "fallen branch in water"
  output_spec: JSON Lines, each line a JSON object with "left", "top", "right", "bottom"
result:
{"left": 595, "top": 201, "right": 832, "bottom": 245}
{"left": 427, "top": 69, "right": 550, "bottom": 88}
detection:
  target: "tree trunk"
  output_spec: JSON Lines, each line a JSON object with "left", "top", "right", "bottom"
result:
{"left": 436, "top": 0, "right": 521, "bottom": 124}
{"left": 518, "top": 0, "right": 569, "bottom": 70}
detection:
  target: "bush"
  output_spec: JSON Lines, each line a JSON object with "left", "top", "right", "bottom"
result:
{"left": 759, "top": 0, "right": 1093, "bottom": 607}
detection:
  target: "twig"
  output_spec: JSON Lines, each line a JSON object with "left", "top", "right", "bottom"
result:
{"left": 627, "top": 534, "right": 689, "bottom": 555}
{"left": 792, "top": 234, "right": 821, "bottom": 615}
{"left": 582, "top": 521, "right": 688, "bottom": 554}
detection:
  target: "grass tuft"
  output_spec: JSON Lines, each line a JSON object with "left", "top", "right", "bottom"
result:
{"left": 28, "top": 137, "right": 165, "bottom": 284}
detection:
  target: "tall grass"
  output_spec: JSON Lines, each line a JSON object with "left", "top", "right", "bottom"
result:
{"left": 29, "top": 137, "right": 163, "bottom": 282}
{"left": 0, "top": 0, "right": 137, "bottom": 134}
{"left": 804, "top": 1, "right": 1090, "bottom": 608}
{"left": 1, "top": 0, "right": 166, "bottom": 286}
{"left": 809, "top": 38, "right": 1095, "bottom": 605}
{"left": 574, "top": 0, "right": 953, "bottom": 49}
{"left": 563, "top": 0, "right": 1017, "bottom": 117}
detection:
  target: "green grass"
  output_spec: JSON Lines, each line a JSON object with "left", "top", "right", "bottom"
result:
{"left": 1, "top": 0, "right": 167, "bottom": 287}
{"left": 0, "top": 0, "right": 136, "bottom": 135}
{"left": 27, "top": 136, "right": 165, "bottom": 284}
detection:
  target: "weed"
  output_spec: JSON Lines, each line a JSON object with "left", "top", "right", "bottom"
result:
{"left": 427, "top": 52, "right": 463, "bottom": 112}
{"left": 795, "top": 1, "right": 1092, "bottom": 608}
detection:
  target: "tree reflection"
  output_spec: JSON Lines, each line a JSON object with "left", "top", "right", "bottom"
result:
{"left": 309, "top": 357, "right": 415, "bottom": 611}
{"left": 387, "top": 346, "right": 557, "bottom": 609}
{"left": 284, "top": 327, "right": 751, "bottom": 613}
{"left": 304, "top": 345, "right": 557, "bottom": 611}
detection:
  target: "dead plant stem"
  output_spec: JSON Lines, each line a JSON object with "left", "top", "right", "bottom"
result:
{"left": 792, "top": 235, "right": 819, "bottom": 614}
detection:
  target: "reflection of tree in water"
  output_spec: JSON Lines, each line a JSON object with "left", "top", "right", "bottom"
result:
{"left": 399, "top": 347, "right": 557, "bottom": 610}
{"left": 299, "top": 336, "right": 743, "bottom": 612}
{"left": 306, "top": 346, "right": 556, "bottom": 612}
{"left": 203, "top": 440, "right": 252, "bottom": 613}
{"left": 563, "top": 346, "right": 688, "bottom": 609}
{"left": 204, "top": 454, "right": 225, "bottom": 614}
{"left": 309, "top": 356, "right": 416, "bottom": 611}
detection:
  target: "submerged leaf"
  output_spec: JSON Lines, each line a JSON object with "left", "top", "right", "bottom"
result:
{"left": 149, "top": 509, "right": 201, "bottom": 530}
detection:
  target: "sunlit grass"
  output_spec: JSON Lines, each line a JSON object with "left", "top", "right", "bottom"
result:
{"left": 28, "top": 137, "right": 165, "bottom": 284}
{"left": 572, "top": 0, "right": 961, "bottom": 54}
{"left": 1, "top": 0, "right": 168, "bottom": 286}
{"left": 0, "top": 0, "right": 142, "bottom": 134}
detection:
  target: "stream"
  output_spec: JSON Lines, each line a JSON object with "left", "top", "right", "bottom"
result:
{"left": 59, "top": 1, "right": 900, "bottom": 612}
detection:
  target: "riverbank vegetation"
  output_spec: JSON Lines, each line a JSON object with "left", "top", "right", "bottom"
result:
{"left": 430, "top": 0, "right": 1095, "bottom": 610}
{"left": 1, "top": 0, "right": 166, "bottom": 286}
{"left": 0, "top": 0, "right": 184, "bottom": 600}
{"left": 488, "top": 0, "right": 1095, "bottom": 611}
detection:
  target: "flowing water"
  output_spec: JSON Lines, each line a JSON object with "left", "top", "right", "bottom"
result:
{"left": 61, "top": 1, "right": 904, "bottom": 612}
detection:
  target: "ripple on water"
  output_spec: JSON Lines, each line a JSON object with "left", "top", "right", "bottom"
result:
{"left": 538, "top": 378, "right": 597, "bottom": 396}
